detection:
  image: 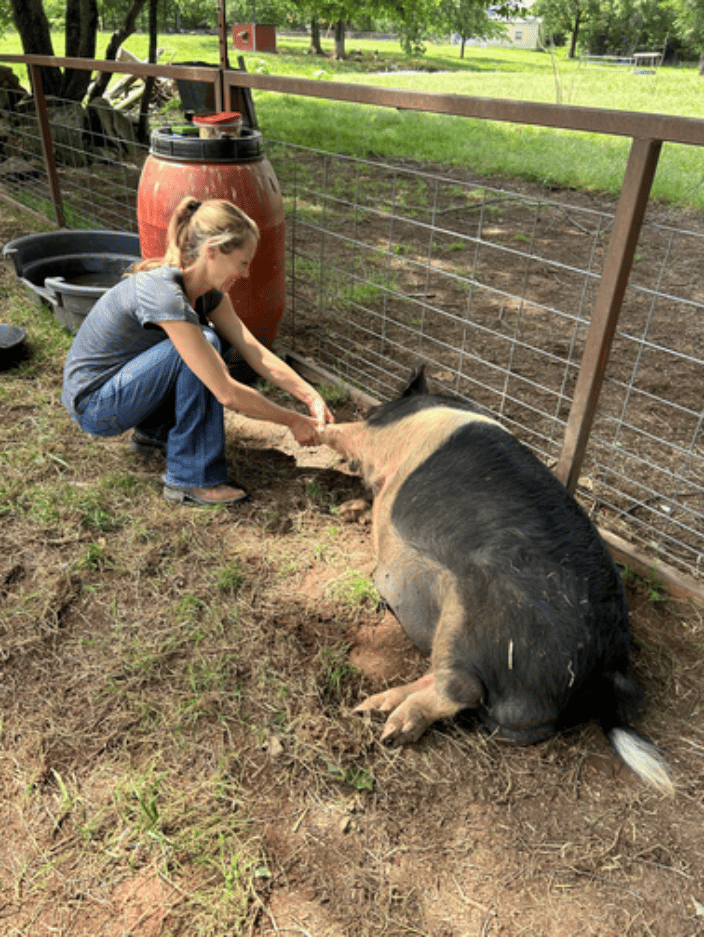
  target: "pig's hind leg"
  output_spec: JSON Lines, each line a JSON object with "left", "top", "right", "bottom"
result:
{"left": 356, "top": 569, "right": 483, "bottom": 745}
{"left": 355, "top": 669, "right": 481, "bottom": 745}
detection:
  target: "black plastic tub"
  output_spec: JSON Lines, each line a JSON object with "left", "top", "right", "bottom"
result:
{"left": 2, "top": 230, "right": 142, "bottom": 332}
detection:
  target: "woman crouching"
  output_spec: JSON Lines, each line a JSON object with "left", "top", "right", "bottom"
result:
{"left": 62, "top": 196, "right": 333, "bottom": 505}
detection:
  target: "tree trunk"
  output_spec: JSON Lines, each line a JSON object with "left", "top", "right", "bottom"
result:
{"left": 138, "top": 0, "right": 158, "bottom": 143}
{"left": 333, "top": 20, "right": 346, "bottom": 61}
{"left": 88, "top": 0, "right": 149, "bottom": 101}
{"left": 309, "top": 18, "right": 324, "bottom": 55}
{"left": 9, "top": 0, "right": 62, "bottom": 97}
{"left": 569, "top": 9, "right": 581, "bottom": 59}
{"left": 460, "top": 37, "right": 466, "bottom": 59}
{"left": 61, "top": 0, "right": 98, "bottom": 99}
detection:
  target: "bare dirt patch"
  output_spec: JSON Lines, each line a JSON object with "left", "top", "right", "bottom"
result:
{"left": 1, "top": 201, "right": 704, "bottom": 937}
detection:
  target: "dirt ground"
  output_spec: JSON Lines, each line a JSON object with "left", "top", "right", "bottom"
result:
{"left": 1, "top": 190, "right": 704, "bottom": 937}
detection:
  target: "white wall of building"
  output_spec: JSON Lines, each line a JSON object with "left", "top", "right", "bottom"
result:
{"left": 460, "top": 19, "right": 543, "bottom": 51}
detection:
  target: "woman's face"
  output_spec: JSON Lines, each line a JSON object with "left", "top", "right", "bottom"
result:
{"left": 206, "top": 236, "right": 257, "bottom": 293}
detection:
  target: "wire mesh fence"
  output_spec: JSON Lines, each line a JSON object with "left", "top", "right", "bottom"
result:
{"left": 272, "top": 144, "right": 605, "bottom": 452}
{"left": 585, "top": 214, "right": 704, "bottom": 580}
{"left": 1, "top": 93, "right": 702, "bottom": 583}
{"left": 0, "top": 95, "right": 144, "bottom": 230}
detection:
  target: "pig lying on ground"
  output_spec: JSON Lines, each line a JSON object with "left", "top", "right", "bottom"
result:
{"left": 321, "top": 365, "right": 673, "bottom": 794}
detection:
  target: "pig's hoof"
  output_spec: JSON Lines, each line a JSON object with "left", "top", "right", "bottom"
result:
{"left": 354, "top": 687, "right": 407, "bottom": 715}
{"left": 354, "top": 694, "right": 392, "bottom": 715}
{"left": 338, "top": 499, "right": 371, "bottom": 523}
{"left": 379, "top": 707, "right": 430, "bottom": 746}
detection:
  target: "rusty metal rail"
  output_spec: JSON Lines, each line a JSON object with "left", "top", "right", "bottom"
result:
{"left": 224, "top": 69, "right": 704, "bottom": 144}
{"left": 6, "top": 53, "right": 702, "bottom": 141}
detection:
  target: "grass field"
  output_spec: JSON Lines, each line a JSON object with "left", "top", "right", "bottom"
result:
{"left": 2, "top": 31, "right": 703, "bottom": 208}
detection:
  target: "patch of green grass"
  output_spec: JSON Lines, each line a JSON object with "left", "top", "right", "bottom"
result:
{"left": 318, "top": 379, "right": 352, "bottom": 408}
{"left": 622, "top": 563, "right": 669, "bottom": 605}
{"left": 642, "top": 564, "right": 668, "bottom": 604}
{"left": 316, "top": 644, "right": 362, "bottom": 708}
{"left": 72, "top": 541, "right": 115, "bottom": 572}
{"left": 323, "top": 755, "right": 376, "bottom": 792}
{"left": 248, "top": 44, "right": 702, "bottom": 209}
{"left": 95, "top": 757, "right": 266, "bottom": 927}
{"left": 332, "top": 571, "right": 380, "bottom": 609}
{"left": 348, "top": 270, "right": 396, "bottom": 305}
{"left": 215, "top": 561, "right": 245, "bottom": 594}
{"left": 13, "top": 480, "right": 121, "bottom": 532}
{"left": 172, "top": 592, "right": 206, "bottom": 623}
{"left": 5, "top": 188, "right": 98, "bottom": 229}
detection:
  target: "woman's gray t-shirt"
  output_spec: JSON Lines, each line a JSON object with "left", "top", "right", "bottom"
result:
{"left": 62, "top": 266, "right": 222, "bottom": 418}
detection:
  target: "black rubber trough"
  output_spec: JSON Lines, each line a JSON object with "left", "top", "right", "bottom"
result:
{"left": 2, "top": 230, "right": 142, "bottom": 332}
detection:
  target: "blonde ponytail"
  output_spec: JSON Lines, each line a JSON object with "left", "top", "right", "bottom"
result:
{"left": 128, "top": 197, "right": 260, "bottom": 275}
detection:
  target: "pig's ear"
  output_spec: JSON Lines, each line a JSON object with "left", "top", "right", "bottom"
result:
{"left": 401, "top": 362, "right": 428, "bottom": 398}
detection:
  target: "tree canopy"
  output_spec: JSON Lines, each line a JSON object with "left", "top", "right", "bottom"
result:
{"left": 438, "top": 0, "right": 524, "bottom": 58}
{"left": 533, "top": 0, "right": 696, "bottom": 59}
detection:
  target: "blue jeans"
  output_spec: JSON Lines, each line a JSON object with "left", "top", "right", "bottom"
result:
{"left": 77, "top": 326, "right": 230, "bottom": 488}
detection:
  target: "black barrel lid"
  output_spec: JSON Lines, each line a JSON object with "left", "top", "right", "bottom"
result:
{"left": 149, "top": 125, "right": 264, "bottom": 163}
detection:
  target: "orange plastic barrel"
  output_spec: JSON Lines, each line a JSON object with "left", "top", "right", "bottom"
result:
{"left": 137, "top": 126, "right": 285, "bottom": 350}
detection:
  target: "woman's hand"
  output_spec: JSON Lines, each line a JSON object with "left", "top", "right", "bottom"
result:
{"left": 290, "top": 414, "right": 321, "bottom": 447}
{"left": 307, "top": 393, "right": 334, "bottom": 432}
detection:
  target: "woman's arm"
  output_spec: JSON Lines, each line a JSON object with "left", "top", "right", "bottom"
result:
{"left": 158, "top": 319, "right": 321, "bottom": 445}
{"left": 208, "top": 295, "right": 334, "bottom": 430}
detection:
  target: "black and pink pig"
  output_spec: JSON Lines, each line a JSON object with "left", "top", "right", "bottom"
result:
{"left": 321, "top": 365, "right": 673, "bottom": 795}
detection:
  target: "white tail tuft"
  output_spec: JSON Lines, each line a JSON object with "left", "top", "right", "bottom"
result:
{"left": 609, "top": 727, "right": 675, "bottom": 796}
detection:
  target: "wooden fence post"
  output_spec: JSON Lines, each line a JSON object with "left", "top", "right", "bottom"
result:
{"left": 29, "top": 62, "right": 65, "bottom": 228}
{"left": 553, "top": 136, "right": 662, "bottom": 492}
